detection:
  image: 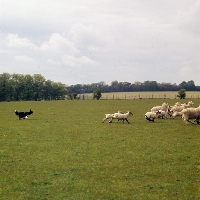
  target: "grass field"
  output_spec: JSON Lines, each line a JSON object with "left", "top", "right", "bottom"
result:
{"left": 1, "top": 99, "right": 200, "bottom": 199}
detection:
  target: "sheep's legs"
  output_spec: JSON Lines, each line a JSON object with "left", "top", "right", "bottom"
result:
{"left": 145, "top": 117, "right": 154, "bottom": 122}
{"left": 185, "top": 119, "right": 194, "bottom": 124}
{"left": 109, "top": 118, "right": 113, "bottom": 123}
{"left": 124, "top": 118, "right": 130, "bottom": 123}
{"left": 108, "top": 118, "right": 130, "bottom": 124}
{"left": 102, "top": 118, "right": 107, "bottom": 123}
{"left": 193, "top": 118, "right": 200, "bottom": 124}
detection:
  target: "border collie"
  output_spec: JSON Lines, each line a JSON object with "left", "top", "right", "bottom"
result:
{"left": 15, "top": 109, "right": 33, "bottom": 120}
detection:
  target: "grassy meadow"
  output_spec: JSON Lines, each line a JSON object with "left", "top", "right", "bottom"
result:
{"left": 0, "top": 98, "right": 200, "bottom": 199}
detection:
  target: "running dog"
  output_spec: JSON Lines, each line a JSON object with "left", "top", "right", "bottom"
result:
{"left": 15, "top": 109, "right": 33, "bottom": 120}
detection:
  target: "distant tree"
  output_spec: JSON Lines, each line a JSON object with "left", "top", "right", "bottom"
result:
{"left": 177, "top": 89, "right": 186, "bottom": 99}
{"left": 0, "top": 73, "right": 12, "bottom": 101}
{"left": 67, "top": 93, "right": 78, "bottom": 100}
{"left": 142, "top": 81, "right": 158, "bottom": 91}
{"left": 93, "top": 88, "right": 102, "bottom": 100}
{"left": 51, "top": 82, "right": 68, "bottom": 100}
{"left": 72, "top": 93, "right": 78, "bottom": 99}
{"left": 32, "top": 74, "right": 46, "bottom": 101}
{"left": 179, "top": 80, "right": 195, "bottom": 91}
{"left": 187, "top": 80, "right": 196, "bottom": 90}
{"left": 110, "top": 80, "right": 119, "bottom": 92}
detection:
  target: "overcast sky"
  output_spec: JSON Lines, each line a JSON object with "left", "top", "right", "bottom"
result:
{"left": 0, "top": 0, "right": 200, "bottom": 86}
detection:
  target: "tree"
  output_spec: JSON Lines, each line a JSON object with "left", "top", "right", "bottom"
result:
{"left": 179, "top": 80, "right": 195, "bottom": 91}
{"left": 93, "top": 88, "right": 102, "bottom": 100}
{"left": 32, "top": 74, "right": 46, "bottom": 101}
{"left": 51, "top": 82, "right": 68, "bottom": 100}
{"left": 177, "top": 89, "right": 186, "bottom": 99}
{"left": 143, "top": 81, "right": 158, "bottom": 91}
{"left": 0, "top": 73, "right": 12, "bottom": 101}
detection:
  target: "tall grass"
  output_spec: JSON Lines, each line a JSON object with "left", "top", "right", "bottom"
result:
{"left": 1, "top": 99, "right": 200, "bottom": 199}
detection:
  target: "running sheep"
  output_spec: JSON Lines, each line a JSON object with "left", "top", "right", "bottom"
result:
{"left": 171, "top": 111, "right": 183, "bottom": 119}
{"left": 158, "top": 110, "right": 168, "bottom": 119}
{"left": 109, "top": 111, "right": 133, "bottom": 124}
{"left": 144, "top": 111, "right": 161, "bottom": 122}
{"left": 151, "top": 102, "right": 169, "bottom": 112}
{"left": 102, "top": 111, "right": 124, "bottom": 123}
{"left": 169, "top": 101, "right": 194, "bottom": 118}
{"left": 181, "top": 106, "right": 200, "bottom": 124}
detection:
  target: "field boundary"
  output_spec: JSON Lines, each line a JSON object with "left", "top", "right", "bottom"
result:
{"left": 78, "top": 91, "right": 200, "bottom": 100}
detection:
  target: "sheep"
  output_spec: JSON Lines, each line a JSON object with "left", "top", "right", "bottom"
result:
{"left": 151, "top": 102, "right": 169, "bottom": 112}
{"left": 170, "top": 105, "right": 185, "bottom": 113}
{"left": 109, "top": 111, "right": 133, "bottom": 124}
{"left": 170, "top": 101, "right": 194, "bottom": 115}
{"left": 171, "top": 111, "right": 183, "bottom": 119}
{"left": 175, "top": 102, "right": 181, "bottom": 106}
{"left": 158, "top": 110, "right": 168, "bottom": 119}
{"left": 181, "top": 106, "right": 200, "bottom": 124}
{"left": 181, "top": 101, "right": 194, "bottom": 108}
{"left": 144, "top": 111, "right": 161, "bottom": 122}
{"left": 102, "top": 110, "right": 123, "bottom": 123}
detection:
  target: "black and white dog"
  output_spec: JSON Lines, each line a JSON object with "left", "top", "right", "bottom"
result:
{"left": 15, "top": 109, "right": 33, "bottom": 120}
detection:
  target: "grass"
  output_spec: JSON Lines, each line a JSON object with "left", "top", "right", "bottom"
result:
{"left": 0, "top": 99, "right": 200, "bottom": 199}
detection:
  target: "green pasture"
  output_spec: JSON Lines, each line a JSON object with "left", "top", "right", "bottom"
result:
{"left": 0, "top": 99, "right": 200, "bottom": 199}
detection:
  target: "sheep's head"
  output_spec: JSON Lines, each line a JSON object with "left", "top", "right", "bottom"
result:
{"left": 128, "top": 111, "right": 133, "bottom": 116}
{"left": 118, "top": 110, "right": 124, "bottom": 114}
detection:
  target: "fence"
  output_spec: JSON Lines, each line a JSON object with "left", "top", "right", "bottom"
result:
{"left": 78, "top": 92, "right": 200, "bottom": 100}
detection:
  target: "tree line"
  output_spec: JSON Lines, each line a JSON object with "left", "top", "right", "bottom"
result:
{"left": 0, "top": 72, "right": 199, "bottom": 101}
{"left": 67, "top": 80, "right": 199, "bottom": 94}
{"left": 0, "top": 73, "right": 68, "bottom": 101}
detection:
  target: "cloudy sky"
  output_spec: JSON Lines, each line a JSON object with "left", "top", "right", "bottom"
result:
{"left": 0, "top": 0, "right": 200, "bottom": 86}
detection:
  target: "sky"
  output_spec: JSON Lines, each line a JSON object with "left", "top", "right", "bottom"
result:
{"left": 0, "top": 0, "right": 200, "bottom": 86}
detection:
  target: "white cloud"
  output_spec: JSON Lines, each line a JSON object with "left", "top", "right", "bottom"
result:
{"left": 62, "top": 55, "right": 98, "bottom": 67}
{"left": 0, "top": 0, "right": 200, "bottom": 85}
{"left": 7, "top": 34, "right": 36, "bottom": 49}
{"left": 47, "top": 59, "right": 61, "bottom": 65}
{"left": 40, "top": 33, "right": 78, "bottom": 54}
{"left": 14, "top": 55, "right": 34, "bottom": 63}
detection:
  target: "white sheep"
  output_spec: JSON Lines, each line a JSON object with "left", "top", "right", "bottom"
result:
{"left": 181, "top": 106, "right": 200, "bottom": 124}
{"left": 102, "top": 111, "right": 123, "bottom": 123}
{"left": 158, "top": 110, "right": 168, "bottom": 119}
{"left": 181, "top": 101, "right": 194, "bottom": 108}
{"left": 169, "top": 101, "right": 194, "bottom": 116}
{"left": 171, "top": 111, "right": 183, "bottom": 119}
{"left": 144, "top": 111, "right": 161, "bottom": 122}
{"left": 151, "top": 102, "right": 169, "bottom": 112}
{"left": 109, "top": 111, "right": 133, "bottom": 124}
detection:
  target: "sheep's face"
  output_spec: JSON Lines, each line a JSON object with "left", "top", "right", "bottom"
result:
{"left": 128, "top": 111, "right": 133, "bottom": 116}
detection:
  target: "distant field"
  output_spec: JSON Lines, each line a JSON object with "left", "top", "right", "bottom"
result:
{"left": 80, "top": 91, "right": 200, "bottom": 100}
{"left": 1, "top": 99, "right": 200, "bottom": 199}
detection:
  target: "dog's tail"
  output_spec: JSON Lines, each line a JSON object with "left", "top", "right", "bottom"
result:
{"left": 25, "top": 109, "right": 33, "bottom": 115}
{"left": 15, "top": 110, "right": 19, "bottom": 116}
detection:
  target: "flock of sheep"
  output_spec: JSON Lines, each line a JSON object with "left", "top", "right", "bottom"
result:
{"left": 102, "top": 100, "right": 200, "bottom": 124}
{"left": 145, "top": 100, "right": 200, "bottom": 124}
